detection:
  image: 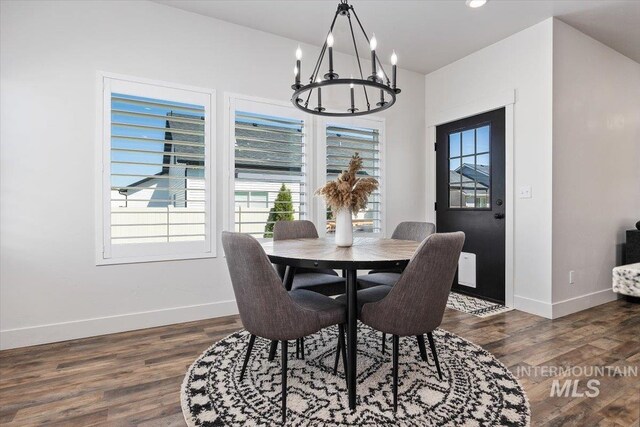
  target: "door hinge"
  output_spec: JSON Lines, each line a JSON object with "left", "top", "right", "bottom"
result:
{"left": 434, "top": 142, "right": 437, "bottom": 151}
{"left": 434, "top": 202, "right": 437, "bottom": 210}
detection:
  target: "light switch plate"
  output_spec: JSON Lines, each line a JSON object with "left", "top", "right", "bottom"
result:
{"left": 518, "top": 186, "right": 532, "bottom": 199}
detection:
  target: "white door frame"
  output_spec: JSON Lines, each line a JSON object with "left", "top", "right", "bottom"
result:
{"left": 426, "top": 89, "right": 515, "bottom": 308}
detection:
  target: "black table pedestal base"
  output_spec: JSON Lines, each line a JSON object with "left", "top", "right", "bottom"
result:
{"left": 346, "top": 269, "right": 358, "bottom": 410}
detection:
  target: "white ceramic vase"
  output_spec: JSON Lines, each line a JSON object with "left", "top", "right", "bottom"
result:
{"left": 334, "top": 208, "right": 353, "bottom": 247}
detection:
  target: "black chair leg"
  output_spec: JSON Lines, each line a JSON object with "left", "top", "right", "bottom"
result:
{"left": 339, "top": 324, "right": 347, "bottom": 379}
{"left": 300, "top": 337, "right": 305, "bottom": 360}
{"left": 240, "top": 334, "right": 256, "bottom": 381}
{"left": 416, "top": 335, "right": 428, "bottom": 362}
{"left": 427, "top": 332, "right": 443, "bottom": 380}
{"left": 382, "top": 332, "right": 386, "bottom": 354}
{"left": 296, "top": 338, "right": 300, "bottom": 359}
{"left": 392, "top": 335, "right": 399, "bottom": 412}
{"left": 268, "top": 340, "right": 278, "bottom": 362}
{"left": 333, "top": 325, "right": 348, "bottom": 375}
{"left": 281, "top": 340, "right": 288, "bottom": 424}
{"left": 333, "top": 332, "right": 341, "bottom": 375}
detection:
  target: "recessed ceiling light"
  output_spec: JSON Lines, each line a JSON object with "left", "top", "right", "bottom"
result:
{"left": 466, "top": 0, "right": 487, "bottom": 8}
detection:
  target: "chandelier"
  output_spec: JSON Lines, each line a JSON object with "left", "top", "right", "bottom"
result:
{"left": 291, "top": 0, "right": 400, "bottom": 117}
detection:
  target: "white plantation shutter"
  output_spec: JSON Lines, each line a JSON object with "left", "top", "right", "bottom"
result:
{"left": 326, "top": 124, "right": 382, "bottom": 234}
{"left": 233, "top": 110, "right": 306, "bottom": 237}
{"left": 99, "top": 75, "right": 215, "bottom": 263}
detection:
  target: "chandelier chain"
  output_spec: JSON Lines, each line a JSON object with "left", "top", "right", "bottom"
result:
{"left": 350, "top": 7, "right": 391, "bottom": 86}
{"left": 346, "top": 10, "right": 371, "bottom": 110}
{"left": 309, "top": 8, "right": 340, "bottom": 84}
{"left": 304, "top": 8, "right": 340, "bottom": 108}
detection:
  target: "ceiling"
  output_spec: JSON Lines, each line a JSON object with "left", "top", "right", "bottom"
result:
{"left": 154, "top": 0, "right": 640, "bottom": 74}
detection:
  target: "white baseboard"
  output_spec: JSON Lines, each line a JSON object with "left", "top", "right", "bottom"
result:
{"left": 513, "top": 289, "right": 620, "bottom": 320}
{"left": 0, "top": 300, "right": 238, "bottom": 350}
{"left": 0, "top": 289, "right": 618, "bottom": 350}
{"left": 514, "top": 295, "right": 553, "bottom": 318}
{"left": 552, "top": 288, "right": 619, "bottom": 319}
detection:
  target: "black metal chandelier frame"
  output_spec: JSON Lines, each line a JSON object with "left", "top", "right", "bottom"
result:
{"left": 291, "top": 0, "right": 401, "bottom": 117}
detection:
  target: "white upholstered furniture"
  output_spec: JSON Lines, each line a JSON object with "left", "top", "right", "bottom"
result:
{"left": 612, "top": 263, "right": 640, "bottom": 297}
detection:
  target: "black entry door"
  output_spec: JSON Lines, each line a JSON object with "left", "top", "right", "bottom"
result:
{"left": 436, "top": 108, "right": 505, "bottom": 303}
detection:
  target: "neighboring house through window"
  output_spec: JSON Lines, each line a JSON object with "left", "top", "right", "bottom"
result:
{"left": 98, "top": 74, "right": 215, "bottom": 264}
{"left": 448, "top": 125, "right": 490, "bottom": 209}
{"left": 229, "top": 98, "right": 308, "bottom": 237}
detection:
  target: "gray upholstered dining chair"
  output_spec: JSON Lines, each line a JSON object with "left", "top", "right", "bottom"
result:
{"left": 221, "top": 231, "right": 347, "bottom": 423}
{"left": 338, "top": 232, "right": 465, "bottom": 411}
{"left": 273, "top": 220, "right": 346, "bottom": 296}
{"left": 358, "top": 221, "right": 435, "bottom": 289}
{"left": 358, "top": 221, "right": 436, "bottom": 353}
{"left": 270, "top": 220, "right": 347, "bottom": 361}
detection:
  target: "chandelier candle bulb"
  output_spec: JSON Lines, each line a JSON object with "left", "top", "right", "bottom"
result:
{"left": 370, "top": 34, "right": 377, "bottom": 78}
{"left": 377, "top": 70, "right": 385, "bottom": 105}
{"left": 295, "top": 46, "right": 302, "bottom": 86}
{"left": 391, "top": 50, "right": 397, "bottom": 89}
{"left": 349, "top": 78, "right": 355, "bottom": 112}
{"left": 315, "top": 77, "right": 325, "bottom": 112}
{"left": 327, "top": 33, "right": 335, "bottom": 77}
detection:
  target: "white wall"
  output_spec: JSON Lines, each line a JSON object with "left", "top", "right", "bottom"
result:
{"left": 424, "top": 17, "right": 639, "bottom": 319}
{"left": 0, "top": 0, "right": 426, "bottom": 349}
{"left": 424, "top": 19, "right": 555, "bottom": 317}
{"left": 551, "top": 20, "right": 640, "bottom": 317}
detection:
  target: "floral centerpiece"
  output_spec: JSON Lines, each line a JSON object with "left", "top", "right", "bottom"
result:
{"left": 316, "top": 153, "right": 378, "bottom": 247}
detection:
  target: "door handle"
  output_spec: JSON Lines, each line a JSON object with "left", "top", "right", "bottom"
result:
{"left": 494, "top": 213, "right": 505, "bottom": 219}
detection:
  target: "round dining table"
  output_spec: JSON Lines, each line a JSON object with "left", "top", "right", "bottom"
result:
{"left": 261, "top": 236, "right": 421, "bottom": 410}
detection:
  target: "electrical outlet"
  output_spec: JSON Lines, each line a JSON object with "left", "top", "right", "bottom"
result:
{"left": 569, "top": 270, "right": 575, "bottom": 284}
{"left": 518, "top": 186, "right": 532, "bottom": 199}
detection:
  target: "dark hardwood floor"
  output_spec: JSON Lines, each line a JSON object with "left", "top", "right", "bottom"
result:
{"left": 1, "top": 300, "right": 638, "bottom": 426}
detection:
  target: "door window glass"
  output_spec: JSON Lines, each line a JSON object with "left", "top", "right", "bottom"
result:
{"left": 462, "top": 130, "right": 475, "bottom": 156}
{"left": 448, "top": 124, "right": 491, "bottom": 209}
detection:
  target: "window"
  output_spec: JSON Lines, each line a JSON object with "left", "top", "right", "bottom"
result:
{"left": 324, "top": 120, "right": 383, "bottom": 235}
{"left": 98, "top": 74, "right": 215, "bottom": 264}
{"left": 230, "top": 100, "right": 307, "bottom": 238}
{"left": 448, "top": 124, "right": 490, "bottom": 209}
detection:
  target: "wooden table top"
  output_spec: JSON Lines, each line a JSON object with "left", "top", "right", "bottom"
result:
{"left": 261, "top": 237, "right": 420, "bottom": 269}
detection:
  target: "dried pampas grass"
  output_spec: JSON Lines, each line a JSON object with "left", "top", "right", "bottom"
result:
{"left": 316, "top": 153, "right": 378, "bottom": 213}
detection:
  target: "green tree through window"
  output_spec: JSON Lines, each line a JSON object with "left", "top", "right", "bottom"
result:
{"left": 264, "top": 184, "right": 294, "bottom": 238}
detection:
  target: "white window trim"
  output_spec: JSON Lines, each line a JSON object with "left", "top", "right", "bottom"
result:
{"left": 95, "top": 72, "right": 216, "bottom": 265}
{"left": 224, "top": 93, "right": 314, "bottom": 240}
{"left": 316, "top": 115, "right": 386, "bottom": 238}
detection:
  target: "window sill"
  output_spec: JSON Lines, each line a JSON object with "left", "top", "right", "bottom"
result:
{"left": 96, "top": 252, "right": 217, "bottom": 266}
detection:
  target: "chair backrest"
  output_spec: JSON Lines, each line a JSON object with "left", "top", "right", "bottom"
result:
{"left": 272, "top": 220, "right": 335, "bottom": 277}
{"left": 221, "top": 231, "right": 315, "bottom": 340}
{"left": 391, "top": 221, "right": 436, "bottom": 242}
{"left": 361, "top": 232, "right": 465, "bottom": 336}
{"left": 273, "top": 220, "right": 319, "bottom": 241}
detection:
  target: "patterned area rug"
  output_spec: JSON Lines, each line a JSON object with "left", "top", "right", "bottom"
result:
{"left": 181, "top": 325, "right": 530, "bottom": 426}
{"left": 446, "top": 292, "right": 514, "bottom": 317}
